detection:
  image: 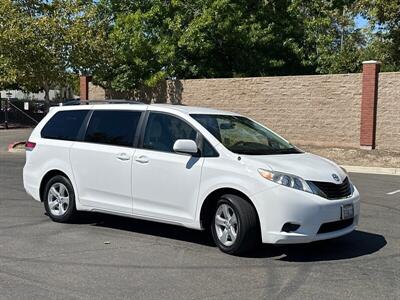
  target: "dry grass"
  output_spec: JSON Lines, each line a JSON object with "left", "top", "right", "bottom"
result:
{"left": 300, "top": 145, "right": 400, "bottom": 168}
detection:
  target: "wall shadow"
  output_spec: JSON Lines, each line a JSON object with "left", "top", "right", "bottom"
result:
{"left": 167, "top": 79, "right": 183, "bottom": 104}
{"left": 102, "top": 79, "right": 183, "bottom": 104}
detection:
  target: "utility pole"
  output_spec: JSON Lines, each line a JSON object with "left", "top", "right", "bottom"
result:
{"left": 4, "top": 92, "right": 12, "bottom": 129}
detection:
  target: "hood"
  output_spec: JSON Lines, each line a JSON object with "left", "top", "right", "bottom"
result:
{"left": 241, "top": 152, "right": 347, "bottom": 183}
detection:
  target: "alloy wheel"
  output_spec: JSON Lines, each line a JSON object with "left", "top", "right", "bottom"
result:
{"left": 47, "top": 182, "right": 70, "bottom": 216}
{"left": 214, "top": 203, "right": 238, "bottom": 247}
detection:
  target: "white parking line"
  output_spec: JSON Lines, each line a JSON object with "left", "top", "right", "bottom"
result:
{"left": 386, "top": 189, "right": 400, "bottom": 195}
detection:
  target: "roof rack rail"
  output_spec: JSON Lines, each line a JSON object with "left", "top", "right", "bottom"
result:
{"left": 79, "top": 99, "right": 146, "bottom": 105}
{"left": 63, "top": 99, "right": 146, "bottom": 106}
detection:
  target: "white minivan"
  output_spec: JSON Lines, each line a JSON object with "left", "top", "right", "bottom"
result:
{"left": 23, "top": 103, "right": 360, "bottom": 255}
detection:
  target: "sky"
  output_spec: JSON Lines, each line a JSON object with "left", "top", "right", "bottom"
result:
{"left": 355, "top": 15, "right": 369, "bottom": 29}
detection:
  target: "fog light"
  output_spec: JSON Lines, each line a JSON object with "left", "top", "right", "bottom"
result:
{"left": 281, "top": 222, "right": 300, "bottom": 233}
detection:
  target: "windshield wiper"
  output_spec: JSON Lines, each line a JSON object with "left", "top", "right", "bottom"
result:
{"left": 232, "top": 147, "right": 302, "bottom": 155}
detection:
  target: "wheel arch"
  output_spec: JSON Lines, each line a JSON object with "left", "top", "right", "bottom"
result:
{"left": 39, "top": 169, "right": 70, "bottom": 202}
{"left": 199, "top": 187, "right": 261, "bottom": 231}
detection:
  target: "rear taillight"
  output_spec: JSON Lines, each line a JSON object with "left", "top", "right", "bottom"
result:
{"left": 25, "top": 141, "right": 36, "bottom": 151}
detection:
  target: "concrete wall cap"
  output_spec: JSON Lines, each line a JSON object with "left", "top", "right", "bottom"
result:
{"left": 362, "top": 60, "right": 381, "bottom": 64}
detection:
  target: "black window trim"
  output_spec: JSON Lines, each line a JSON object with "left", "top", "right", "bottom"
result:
{"left": 76, "top": 110, "right": 94, "bottom": 141}
{"left": 78, "top": 109, "right": 146, "bottom": 148}
{"left": 138, "top": 110, "right": 219, "bottom": 157}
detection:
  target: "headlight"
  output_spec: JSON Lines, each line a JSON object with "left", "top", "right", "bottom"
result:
{"left": 258, "top": 169, "right": 312, "bottom": 193}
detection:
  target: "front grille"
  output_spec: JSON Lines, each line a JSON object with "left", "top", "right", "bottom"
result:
{"left": 309, "top": 177, "right": 352, "bottom": 199}
{"left": 317, "top": 218, "right": 354, "bottom": 234}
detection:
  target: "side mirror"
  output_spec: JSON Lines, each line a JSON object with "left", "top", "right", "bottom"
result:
{"left": 173, "top": 139, "right": 198, "bottom": 155}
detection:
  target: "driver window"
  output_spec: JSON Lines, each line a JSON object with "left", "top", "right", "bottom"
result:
{"left": 143, "top": 112, "right": 197, "bottom": 153}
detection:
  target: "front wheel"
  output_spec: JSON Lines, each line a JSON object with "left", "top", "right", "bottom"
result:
{"left": 211, "top": 194, "right": 260, "bottom": 255}
{"left": 43, "top": 175, "right": 77, "bottom": 223}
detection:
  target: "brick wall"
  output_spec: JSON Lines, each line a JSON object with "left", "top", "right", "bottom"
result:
{"left": 79, "top": 76, "right": 91, "bottom": 100}
{"left": 81, "top": 65, "right": 400, "bottom": 150}
{"left": 88, "top": 82, "right": 106, "bottom": 100}
{"left": 178, "top": 74, "right": 362, "bottom": 148}
{"left": 376, "top": 72, "right": 400, "bottom": 150}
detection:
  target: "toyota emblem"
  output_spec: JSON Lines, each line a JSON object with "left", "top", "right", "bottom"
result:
{"left": 332, "top": 174, "right": 340, "bottom": 182}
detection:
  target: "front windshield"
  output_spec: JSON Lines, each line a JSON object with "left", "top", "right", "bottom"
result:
{"left": 191, "top": 114, "right": 302, "bottom": 155}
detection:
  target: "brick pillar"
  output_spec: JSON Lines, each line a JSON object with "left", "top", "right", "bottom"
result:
{"left": 360, "top": 61, "right": 380, "bottom": 150}
{"left": 79, "top": 76, "right": 92, "bottom": 101}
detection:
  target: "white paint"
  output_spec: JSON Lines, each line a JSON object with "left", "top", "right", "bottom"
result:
{"left": 386, "top": 190, "right": 400, "bottom": 195}
{"left": 23, "top": 103, "right": 361, "bottom": 248}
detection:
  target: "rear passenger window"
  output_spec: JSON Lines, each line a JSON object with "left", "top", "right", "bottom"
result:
{"left": 41, "top": 110, "right": 88, "bottom": 141}
{"left": 84, "top": 110, "right": 142, "bottom": 147}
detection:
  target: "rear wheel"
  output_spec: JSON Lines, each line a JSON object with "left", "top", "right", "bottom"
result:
{"left": 211, "top": 194, "right": 260, "bottom": 255}
{"left": 43, "top": 175, "right": 77, "bottom": 223}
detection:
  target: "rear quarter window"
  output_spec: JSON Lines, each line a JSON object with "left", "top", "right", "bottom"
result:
{"left": 41, "top": 110, "right": 89, "bottom": 141}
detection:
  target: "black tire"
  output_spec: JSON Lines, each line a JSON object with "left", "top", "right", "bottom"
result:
{"left": 43, "top": 175, "right": 77, "bottom": 223}
{"left": 211, "top": 194, "right": 260, "bottom": 255}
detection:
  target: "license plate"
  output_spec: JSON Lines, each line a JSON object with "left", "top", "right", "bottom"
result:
{"left": 341, "top": 204, "right": 354, "bottom": 220}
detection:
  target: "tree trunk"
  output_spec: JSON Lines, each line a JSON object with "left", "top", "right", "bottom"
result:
{"left": 44, "top": 83, "right": 50, "bottom": 112}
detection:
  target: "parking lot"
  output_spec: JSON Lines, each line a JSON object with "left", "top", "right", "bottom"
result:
{"left": 0, "top": 133, "right": 399, "bottom": 299}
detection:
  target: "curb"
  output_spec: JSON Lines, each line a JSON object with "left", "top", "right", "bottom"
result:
{"left": 342, "top": 165, "right": 400, "bottom": 176}
{"left": 8, "top": 141, "right": 26, "bottom": 153}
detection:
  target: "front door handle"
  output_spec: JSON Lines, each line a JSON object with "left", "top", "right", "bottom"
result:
{"left": 134, "top": 155, "right": 149, "bottom": 164}
{"left": 116, "top": 153, "right": 130, "bottom": 161}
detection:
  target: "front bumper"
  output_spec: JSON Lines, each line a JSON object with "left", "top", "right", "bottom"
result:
{"left": 252, "top": 184, "right": 360, "bottom": 244}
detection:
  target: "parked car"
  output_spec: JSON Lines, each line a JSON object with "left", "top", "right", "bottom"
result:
{"left": 23, "top": 103, "right": 360, "bottom": 255}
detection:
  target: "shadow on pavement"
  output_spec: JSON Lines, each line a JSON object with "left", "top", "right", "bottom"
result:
{"left": 75, "top": 213, "right": 386, "bottom": 261}
{"left": 249, "top": 230, "right": 387, "bottom": 261}
{"left": 78, "top": 212, "right": 215, "bottom": 247}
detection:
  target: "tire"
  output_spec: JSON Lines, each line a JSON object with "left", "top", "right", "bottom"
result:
{"left": 43, "top": 175, "right": 77, "bottom": 223}
{"left": 211, "top": 194, "right": 260, "bottom": 255}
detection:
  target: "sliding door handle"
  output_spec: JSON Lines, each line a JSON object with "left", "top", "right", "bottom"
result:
{"left": 134, "top": 155, "right": 149, "bottom": 164}
{"left": 116, "top": 153, "right": 130, "bottom": 161}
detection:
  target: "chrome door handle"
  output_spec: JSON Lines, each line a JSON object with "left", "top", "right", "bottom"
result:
{"left": 116, "top": 153, "right": 130, "bottom": 161}
{"left": 134, "top": 155, "right": 149, "bottom": 164}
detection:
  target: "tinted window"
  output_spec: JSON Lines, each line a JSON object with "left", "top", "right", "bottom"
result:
{"left": 41, "top": 110, "right": 88, "bottom": 141}
{"left": 202, "top": 139, "right": 219, "bottom": 157}
{"left": 85, "top": 110, "right": 142, "bottom": 147}
{"left": 143, "top": 113, "right": 198, "bottom": 153}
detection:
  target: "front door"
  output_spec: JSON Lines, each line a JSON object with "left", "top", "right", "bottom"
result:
{"left": 131, "top": 112, "right": 203, "bottom": 223}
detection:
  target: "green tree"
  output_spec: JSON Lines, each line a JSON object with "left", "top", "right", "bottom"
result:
{"left": 0, "top": 0, "right": 68, "bottom": 103}
{"left": 2, "top": 0, "right": 398, "bottom": 99}
{"left": 0, "top": 0, "right": 108, "bottom": 104}
{"left": 292, "top": 0, "right": 368, "bottom": 74}
{"left": 358, "top": 0, "right": 400, "bottom": 71}
{"left": 97, "top": 0, "right": 314, "bottom": 92}
{"left": 95, "top": 0, "right": 374, "bottom": 91}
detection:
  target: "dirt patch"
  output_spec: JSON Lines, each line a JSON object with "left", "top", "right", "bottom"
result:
{"left": 301, "top": 145, "right": 400, "bottom": 168}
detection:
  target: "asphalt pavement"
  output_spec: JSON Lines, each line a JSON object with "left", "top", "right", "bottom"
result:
{"left": 0, "top": 135, "right": 399, "bottom": 299}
